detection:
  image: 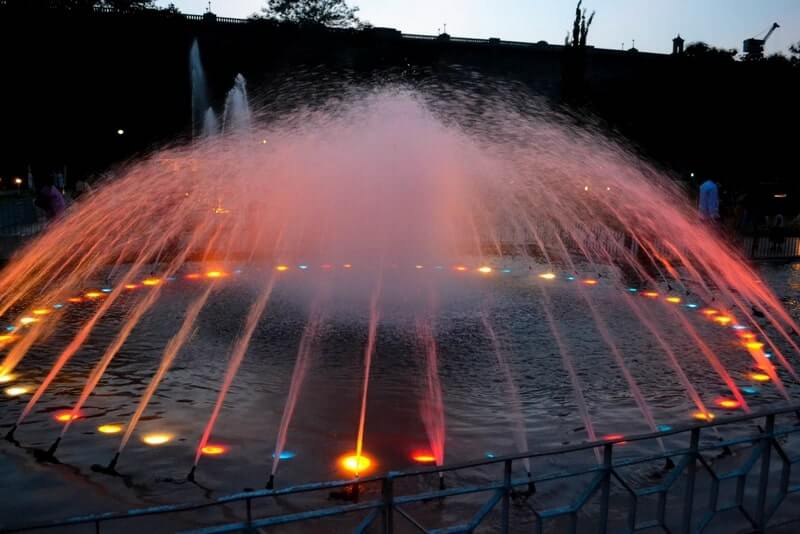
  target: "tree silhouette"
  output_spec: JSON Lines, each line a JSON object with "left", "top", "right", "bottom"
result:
{"left": 565, "top": 1, "right": 594, "bottom": 48}
{"left": 790, "top": 41, "right": 800, "bottom": 65}
{"left": 258, "top": 0, "right": 361, "bottom": 28}
{"left": 684, "top": 42, "right": 737, "bottom": 61}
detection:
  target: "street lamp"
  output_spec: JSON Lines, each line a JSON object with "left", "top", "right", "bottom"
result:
{"left": 14, "top": 177, "right": 22, "bottom": 195}
{"left": 117, "top": 129, "right": 125, "bottom": 136}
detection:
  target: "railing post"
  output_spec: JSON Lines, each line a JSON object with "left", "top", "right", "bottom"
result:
{"left": 598, "top": 443, "right": 613, "bottom": 534}
{"left": 246, "top": 497, "right": 252, "bottom": 528}
{"left": 501, "top": 459, "right": 512, "bottom": 534}
{"left": 95, "top": 520, "right": 100, "bottom": 534}
{"left": 382, "top": 474, "right": 394, "bottom": 534}
{"left": 755, "top": 413, "right": 775, "bottom": 531}
{"left": 682, "top": 427, "right": 700, "bottom": 533}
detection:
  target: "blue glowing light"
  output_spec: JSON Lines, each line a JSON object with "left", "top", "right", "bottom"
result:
{"left": 502, "top": 268, "right": 513, "bottom": 273}
{"left": 686, "top": 303, "right": 699, "bottom": 309}
{"left": 271, "top": 451, "right": 296, "bottom": 460}
{"left": 485, "top": 452, "right": 496, "bottom": 459}
{"left": 435, "top": 266, "right": 444, "bottom": 270}
{"left": 101, "top": 288, "right": 113, "bottom": 293}
{"left": 732, "top": 324, "right": 747, "bottom": 330}
{"left": 6, "top": 325, "right": 16, "bottom": 332}
{"left": 298, "top": 265, "right": 309, "bottom": 270}
{"left": 566, "top": 276, "right": 576, "bottom": 281}
{"left": 53, "top": 304, "right": 64, "bottom": 309}
{"left": 657, "top": 424, "right": 672, "bottom": 432}
{"left": 764, "top": 352, "right": 773, "bottom": 359}
{"left": 741, "top": 386, "right": 760, "bottom": 395}
{"left": 627, "top": 288, "right": 638, "bottom": 293}
{"left": 166, "top": 276, "right": 176, "bottom": 282}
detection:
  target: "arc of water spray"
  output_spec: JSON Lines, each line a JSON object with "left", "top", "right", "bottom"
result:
{"left": 416, "top": 314, "right": 446, "bottom": 489}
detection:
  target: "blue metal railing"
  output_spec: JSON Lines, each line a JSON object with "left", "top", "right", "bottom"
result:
{"left": 5, "top": 403, "right": 800, "bottom": 533}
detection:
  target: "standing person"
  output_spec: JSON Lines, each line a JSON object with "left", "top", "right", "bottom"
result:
{"left": 698, "top": 178, "right": 720, "bottom": 221}
{"left": 34, "top": 174, "right": 66, "bottom": 221}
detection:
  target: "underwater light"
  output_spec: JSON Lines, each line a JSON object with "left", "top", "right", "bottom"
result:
{"left": 343, "top": 264, "right": 353, "bottom": 269}
{"left": 702, "top": 308, "right": 718, "bottom": 316}
{"left": 5, "top": 326, "right": 15, "bottom": 331}
{"left": 85, "top": 292, "right": 104, "bottom": 299}
{"left": 582, "top": 279, "right": 598, "bottom": 286}
{"left": 642, "top": 291, "right": 658, "bottom": 298}
{"left": 0, "top": 335, "right": 16, "bottom": 343}
{"left": 750, "top": 372, "right": 770, "bottom": 382}
{"left": 478, "top": 266, "right": 493, "bottom": 274}
{"left": 339, "top": 453, "right": 372, "bottom": 474}
{"left": 744, "top": 341, "right": 764, "bottom": 350}
{"left": 502, "top": 268, "right": 512, "bottom": 273}
{"left": 666, "top": 297, "right": 681, "bottom": 304}
{"left": 0, "top": 374, "right": 16, "bottom": 384}
{"left": 732, "top": 324, "right": 748, "bottom": 330}
{"left": 412, "top": 452, "right": 437, "bottom": 463}
{"left": 298, "top": 264, "right": 309, "bottom": 270}
{"left": 5, "top": 386, "right": 28, "bottom": 397}
{"left": 142, "top": 433, "right": 172, "bottom": 445}
{"left": 539, "top": 273, "right": 556, "bottom": 280}
{"left": 713, "top": 316, "right": 733, "bottom": 326}
{"left": 185, "top": 274, "right": 202, "bottom": 280}
{"left": 32, "top": 309, "right": 51, "bottom": 316}
{"left": 101, "top": 288, "right": 113, "bottom": 293}
{"left": 741, "top": 386, "right": 760, "bottom": 395}
{"left": 657, "top": 424, "right": 672, "bottom": 432}
{"left": 142, "top": 278, "right": 161, "bottom": 286}
{"left": 276, "top": 265, "right": 289, "bottom": 272}
{"left": 19, "top": 317, "right": 37, "bottom": 325}
{"left": 68, "top": 297, "right": 83, "bottom": 303}
{"left": 415, "top": 265, "right": 424, "bottom": 269}
{"left": 715, "top": 398, "right": 740, "bottom": 409}
{"left": 124, "top": 283, "right": 140, "bottom": 289}
{"left": 201, "top": 445, "right": 227, "bottom": 456}
{"left": 692, "top": 411, "right": 715, "bottom": 422}
{"left": 627, "top": 288, "right": 638, "bottom": 293}
{"left": 272, "top": 451, "right": 296, "bottom": 460}
{"left": 321, "top": 264, "right": 333, "bottom": 270}
{"left": 454, "top": 266, "right": 467, "bottom": 272}
{"left": 566, "top": 276, "right": 576, "bottom": 281}
{"left": 97, "top": 424, "right": 123, "bottom": 434}
{"left": 206, "top": 271, "right": 227, "bottom": 278}
{"left": 685, "top": 303, "right": 699, "bottom": 309}
{"left": 54, "top": 411, "right": 80, "bottom": 422}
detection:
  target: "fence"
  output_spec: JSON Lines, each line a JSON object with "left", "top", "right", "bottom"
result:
{"left": 5, "top": 403, "right": 800, "bottom": 533}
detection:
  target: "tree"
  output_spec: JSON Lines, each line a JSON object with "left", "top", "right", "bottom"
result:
{"left": 790, "top": 41, "right": 800, "bottom": 65}
{"left": 101, "top": 0, "right": 156, "bottom": 10}
{"left": 565, "top": 1, "right": 594, "bottom": 48}
{"left": 259, "top": 0, "right": 361, "bottom": 28}
{"left": 684, "top": 42, "right": 737, "bottom": 61}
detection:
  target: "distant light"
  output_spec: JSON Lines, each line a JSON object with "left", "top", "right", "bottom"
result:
{"left": 124, "top": 283, "right": 140, "bottom": 289}
{"left": 478, "top": 266, "right": 493, "bottom": 274}
{"left": 321, "top": 264, "right": 333, "bottom": 270}
{"left": 773, "top": 193, "right": 787, "bottom": 199}
{"left": 298, "top": 264, "right": 309, "bottom": 270}
{"left": 343, "top": 264, "right": 353, "bottom": 269}
{"left": 272, "top": 451, "right": 296, "bottom": 460}
{"left": 412, "top": 452, "right": 437, "bottom": 463}
{"left": 764, "top": 352, "right": 773, "bottom": 359}
{"left": 54, "top": 411, "right": 80, "bottom": 422}
{"left": 101, "top": 288, "right": 113, "bottom": 293}
{"left": 692, "top": 411, "right": 715, "bottom": 422}
{"left": 539, "top": 273, "right": 556, "bottom": 280}
{"left": 584, "top": 185, "right": 590, "bottom": 191}
{"left": 201, "top": 444, "right": 227, "bottom": 456}
{"left": 5, "top": 386, "right": 28, "bottom": 397}
{"left": 0, "top": 334, "right": 15, "bottom": 343}
{"left": 32, "top": 309, "right": 51, "bottom": 316}
{"left": 715, "top": 398, "right": 740, "bottom": 409}
{"left": 750, "top": 372, "right": 770, "bottom": 382}
{"left": 454, "top": 265, "right": 468, "bottom": 272}
{"left": 713, "top": 316, "right": 733, "bottom": 326}
{"left": 19, "top": 317, "right": 37, "bottom": 325}
{"left": 97, "top": 424, "right": 123, "bottom": 434}
{"left": 14, "top": 178, "right": 22, "bottom": 185}
{"left": 261, "top": 139, "right": 268, "bottom": 145}
{"left": 642, "top": 291, "right": 659, "bottom": 298}
{"left": 582, "top": 279, "right": 598, "bottom": 286}
{"left": 690, "top": 172, "right": 695, "bottom": 178}
{"left": 85, "top": 291, "right": 104, "bottom": 299}
{"left": 339, "top": 453, "right": 372, "bottom": 474}
{"left": 566, "top": 276, "right": 576, "bottom": 281}
{"left": 686, "top": 303, "right": 699, "bottom": 309}
{"left": 606, "top": 186, "right": 611, "bottom": 191}
{"left": 702, "top": 308, "right": 718, "bottom": 316}
{"left": 485, "top": 452, "right": 496, "bottom": 459}
{"left": 744, "top": 341, "right": 764, "bottom": 351}
{"left": 117, "top": 129, "right": 125, "bottom": 135}
{"left": 142, "top": 278, "right": 161, "bottom": 286}
{"left": 234, "top": 269, "right": 243, "bottom": 275}
{"left": 502, "top": 268, "right": 512, "bottom": 273}
{"left": 415, "top": 265, "right": 424, "bottom": 270}
{"left": 657, "top": 424, "right": 672, "bottom": 432}
{"left": 666, "top": 296, "right": 681, "bottom": 304}
{"left": 627, "top": 288, "right": 638, "bottom": 293}
{"left": 275, "top": 265, "right": 289, "bottom": 272}
{"left": 166, "top": 276, "right": 176, "bottom": 282}
{"left": 142, "top": 433, "right": 172, "bottom": 445}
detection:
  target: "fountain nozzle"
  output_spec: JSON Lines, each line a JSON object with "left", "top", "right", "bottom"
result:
{"left": 266, "top": 474, "right": 275, "bottom": 490}
{"left": 527, "top": 472, "right": 536, "bottom": 495}
{"left": 4, "top": 424, "right": 17, "bottom": 441}
{"left": 187, "top": 466, "right": 197, "bottom": 482}
{"left": 438, "top": 473, "right": 445, "bottom": 490}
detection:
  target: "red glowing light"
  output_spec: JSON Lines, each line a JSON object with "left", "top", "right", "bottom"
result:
{"left": 339, "top": 453, "right": 372, "bottom": 474}
{"left": 201, "top": 444, "right": 227, "bottom": 456}
{"left": 715, "top": 398, "right": 740, "bottom": 409}
{"left": 642, "top": 291, "right": 659, "bottom": 298}
{"left": 603, "top": 434, "right": 626, "bottom": 443}
{"left": 583, "top": 279, "right": 598, "bottom": 286}
{"left": 737, "top": 331, "right": 756, "bottom": 340}
{"left": 454, "top": 265, "right": 468, "bottom": 272}
{"left": 54, "top": 411, "right": 80, "bottom": 422}
{"left": 68, "top": 297, "right": 83, "bottom": 303}
{"left": 702, "top": 308, "right": 718, "bottom": 316}
{"left": 185, "top": 273, "right": 202, "bottom": 280}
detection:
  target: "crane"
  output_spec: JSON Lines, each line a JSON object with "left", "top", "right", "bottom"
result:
{"left": 743, "top": 22, "right": 779, "bottom": 60}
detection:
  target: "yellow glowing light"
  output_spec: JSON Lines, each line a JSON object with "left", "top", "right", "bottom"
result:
{"left": 716, "top": 398, "right": 740, "bottom": 409}
{"left": 5, "top": 386, "right": 28, "bottom": 397}
{"left": 125, "top": 283, "right": 140, "bottom": 289}
{"left": 201, "top": 445, "right": 227, "bottom": 455}
{"left": 454, "top": 266, "right": 468, "bottom": 272}
{"left": 702, "top": 308, "right": 718, "bottom": 316}
{"left": 55, "top": 412, "right": 79, "bottom": 422}
{"left": 666, "top": 297, "right": 682, "bottom": 304}
{"left": 142, "top": 433, "right": 172, "bottom": 445}
{"left": 142, "top": 278, "right": 161, "bottom": 286}
{"left": 19, "top": 317, "right": 37, "bottom": 325}
{"left": 68, "top": 297, "right": 83, "bottom": 303}
{"left": 412, "top": 453, "right": 436, "bottom": 463}
{"left": 206, "top": 271, "right": 227, "bottom": 278}
{"left": 98, "top": 424, "right": 123, "bottom": 434}
{"left": 692, "top": 411, "right": 715, "bottom": 422}
{"left": 539, "top": 273, "right": 556, "bottom": 280}
{"left": 340, "top": 453, "right": 372, "bottom": 473}
{"left": 0, "top": 374, "right": 16, "bottom": 384}
{"left": 275, "top": 265, "right": 289, "bottom": 272}
{"left": 745, "top": 341, "right": 764, "bottom": 351}
{"left": 642, "top": 291, "right": 659, "bottom": 298}
{"left": 32, "top": 308, "right": 52, "bottom": 316}
{"left": 0, "top": 335, "right": 16, "bottom": 343}
{"left": 478, "top": 266, "right": 493, "bottom": 274}
{"left": 583, "top": 279, "right": 598, "bottom": 286}
{"left": 213, "top": 206, "right": 231, "bottom": 214}
{"left": 713, "top": 316, "right": 733, "bottom": 326}
{"left": 750, "top": 372, "right": 770, "bottom": 382}
{"left": 85, "top": 291, "right": 104, "bottom": 299}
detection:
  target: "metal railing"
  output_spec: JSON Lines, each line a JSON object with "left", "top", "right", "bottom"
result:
{"left": 5, "top": 403, "right": 800, "bottom": 533}
{"left": 744, "top": 236, "right": 800, "bottom": 260}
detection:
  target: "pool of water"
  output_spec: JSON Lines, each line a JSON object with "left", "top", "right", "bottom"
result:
{"left": 1, "top": 260, "right": 799, "bottom": 530}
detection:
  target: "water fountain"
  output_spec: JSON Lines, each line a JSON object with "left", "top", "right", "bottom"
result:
{"left": 1, "top": 43, "right": 799, "bottom": 520}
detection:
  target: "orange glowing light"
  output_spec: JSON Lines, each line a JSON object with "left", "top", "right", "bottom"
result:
{"left": 713, "top": 316, "right": 733, "bottom": 326}
{"left": 715, "top": 398, "right": 740, "bottom": 409}
{"left": 97, "top": 424, "right": 123, "bottom": 434}
{"left": 201, "top": 445, "right": 227, "bottom": 455}
{"left": 583, "top": 279, "right": 598, "bottom": 286}
{"left": 478, "top": 266, "right": 493, "bottom": 274}
{"left": 539, "top": 273, "right": 556, "bottom": 280}
{"left": 0, "top": 335, "right": 16, "bottom": 343}
{"left": 142, "top": 278, "right": 161, "bottom": 286}
{"left": 54, "top": 411, "right": 80, "bottom": 422}
{"left": 642, "top": 291, "right": 659, "bottom": 298}
{"left": 5, "top": 386, "right": 28, "bottom": 397}
{"left": 32, "top": 309, "right": 52, "bottom": 316}
{"left": 665, "top": 297, "right": 682, "bottom": 304}
{"left": 339, "top": 453, "right": 372, "bottom": 473}
{"left": 750, "top": 372, "right": 770, "bottom": 382}
{"left": 185, "top": 274, "right": 202, "bottom": 280}
{"left": 125, "top": 283, "right": 140, "bottom": 289}
{"left": 206, "top": 271, "right": 227, "bottom": 278}
{"left": 19, "top": 317, "right": 37, "bottom": 325}
{"left": 738, "top": 332, "right": 756, "bottom": 340}
{"left": 454, "top": 266, "right": 468, "bottom": 272}
{"left": 85, "top": 291, "right": 104, "bottom": 299}
{"left": 412, "top": 452, "right": 437, "bottom": 463}
{"left": 745, "top": 341, "right": 764, "bottom": 351}
{"left": 692, "top": 411, "right": 715, "bottom": 422}
{"left": 68, "top": 297, "right": 83, "bottom": 303}
{"left": 275, "top": 265, "right": 289, "bottom": 272}
{"left": 0, "top": 374, "right": 17, "bottom": 384}
{"left": 142, "top": 433, "right": 172, "bottom": 445}
{"left": 702, "top": 308, "right": 718, "bottom": 316}
{"left": 603, "top": 434, "right": 626, "bottom": 443}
